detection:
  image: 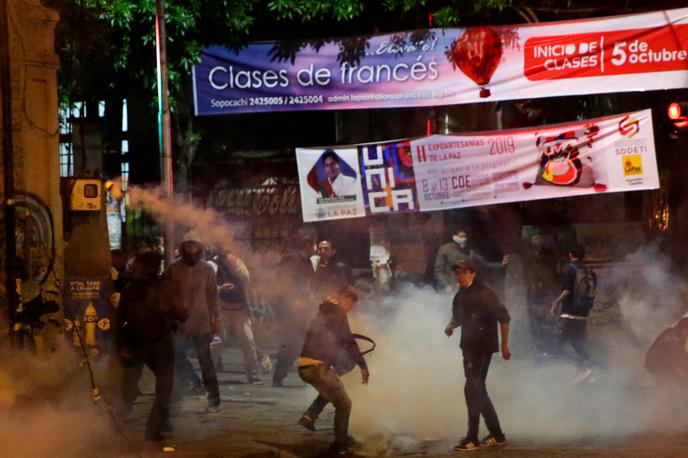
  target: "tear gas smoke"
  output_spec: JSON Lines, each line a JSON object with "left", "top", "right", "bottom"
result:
{"left": 127, "top": 185, "right": 243, "bottom": 254}
{"left": 0, "top": 340, "right": 126, "bottom": 457}
{"left": 122, "top": 185, "right": 687, "bottom": 452}
{"left": 305, "top": 244, "right": 688, "bottom": 454}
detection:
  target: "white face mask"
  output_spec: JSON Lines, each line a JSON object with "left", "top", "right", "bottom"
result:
{"left": 453, "top": 235, "right": 468, "bottom": 247}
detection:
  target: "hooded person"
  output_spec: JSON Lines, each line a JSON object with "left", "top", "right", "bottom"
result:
{"left": 433, "top": 229, "right": 510, "bottom": 294}
{"left": 272, "top": 230, "right": 317, "bottom": 387}
{"left": 162, "top": 230, "right": 221, "bottom": 412}
{"left": 115, "top": 250, "right": 185, "bottom": 441}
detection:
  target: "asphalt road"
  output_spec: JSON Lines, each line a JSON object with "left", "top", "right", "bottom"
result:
{"left": 111, "top": 347, "right": 688, "bottom": 458}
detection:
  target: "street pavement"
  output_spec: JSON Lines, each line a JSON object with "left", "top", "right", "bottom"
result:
{"left": 113, "top": 346, "right": 688, "bottom": 458}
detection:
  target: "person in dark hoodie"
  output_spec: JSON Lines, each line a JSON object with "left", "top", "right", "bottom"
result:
{"left": 297, "top": 286, "right": 369, "bottom": 456}
{"left": 272, "top": 231, "right": 316, "bottom": 387}
{"left": 116, "top": 250, "right": 186, "bottom": 441}
{"left": 444, "top": 259, "right": 511, "bottom": 452}
{"left": 163, "top": 230, "right": 221, "bottom": 413}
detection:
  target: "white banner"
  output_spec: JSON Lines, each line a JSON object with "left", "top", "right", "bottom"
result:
{"left": 296, "top": 109, "right": 659, "bottom": 222}
{"left": 196, "top": 8, "right": 688, "bottom": 115}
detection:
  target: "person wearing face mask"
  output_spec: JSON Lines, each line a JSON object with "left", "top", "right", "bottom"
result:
{"left": 434, "top": 230, "right": 510, "bottom": 294}
{"left": 163, "top": 230, "right": 221, "bottom": 413}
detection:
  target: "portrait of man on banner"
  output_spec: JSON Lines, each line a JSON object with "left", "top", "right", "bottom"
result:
{"left": 307, "top": 149, "right": 358, "bottom": 199}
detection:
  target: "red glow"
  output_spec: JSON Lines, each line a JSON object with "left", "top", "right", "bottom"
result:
{"left": 668, "top": 102, "right": 682, "bottom": 120}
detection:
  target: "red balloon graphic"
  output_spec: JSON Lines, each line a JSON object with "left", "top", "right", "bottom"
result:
{"left": 450, "top": 27, "right": 503, "bottom": 98}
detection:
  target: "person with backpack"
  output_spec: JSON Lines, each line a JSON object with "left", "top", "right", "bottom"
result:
{"left": 115, "top": 250, "right": 186, "bottom": 441}
{"left": 550, "top": 243, "right": 596, "bottom": 384}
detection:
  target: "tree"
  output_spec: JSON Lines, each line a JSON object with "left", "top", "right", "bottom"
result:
{"left": 46, "top": 0, "right": 676, "bottom": 188}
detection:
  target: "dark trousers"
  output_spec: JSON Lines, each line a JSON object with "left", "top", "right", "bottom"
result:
{"left": 120, "top": 336, "right": 174, "bottom": 440}
{"left": 174, "top": 334, "right": 220, "bottom": 406}
{"left": 559, "top": 318, "right": 590, "bottom": 368}
{"left": 299, "top": 365, "right": 352, "bottom": 449}
{"left": 463, "top": 352, "right": 503, "bottom": 443}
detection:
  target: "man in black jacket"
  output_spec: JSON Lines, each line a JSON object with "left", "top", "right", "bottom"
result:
{"left": 116, "top": 251, "right": 186, "bottom": 441}
{"left": 444, "top": 259, "right": 511, "bottom": 452}
{"left": 297, "top": 286, "right": 369, "bottom": 456}
{"left": 272, "top": 233, "right": 316, "bottom": 387}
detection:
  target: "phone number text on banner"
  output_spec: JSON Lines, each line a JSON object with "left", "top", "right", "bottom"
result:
{"left": 296, "top": 110, "right": 659, "bottom": 222}
{"left": 194, "top": 8, "right": 688, "bottom": 115}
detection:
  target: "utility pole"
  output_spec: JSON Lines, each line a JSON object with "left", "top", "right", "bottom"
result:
{"left": 1, "top": 0, "right": 18, "bottom": 337}
{"left": 155, "top": 0, "right": 175, "bottom": 264}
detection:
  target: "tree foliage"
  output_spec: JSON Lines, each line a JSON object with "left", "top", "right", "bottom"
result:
{"left": 47, "top": 0, "right": 521, "bottom": 107}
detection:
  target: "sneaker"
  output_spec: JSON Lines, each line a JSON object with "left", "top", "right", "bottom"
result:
{"left": 570, "top": 368, "right": 593, "bottom": 385}
{"left": 272, "top": 380, "right": 284, "bottom": 387}
{"left": 298, "top": 414, "right": 316, "bottom": 431}
{"left": 248, "top": 375, "right": 264, "bottom": 385}
{"left": 453, "top": 438, "right": 480, "bottom": 452}
{"left": 204, "top": 404, "right": 221, "bottom": 414}
{"left": 479, "top": 433, "right": 506, "bottom": 447}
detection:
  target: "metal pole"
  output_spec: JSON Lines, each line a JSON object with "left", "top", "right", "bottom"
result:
{"left": 155, "top": 0, "right": 175, "bottom": 264}
{"left": 0, "top": 0, "right": 18, "bottom": 337}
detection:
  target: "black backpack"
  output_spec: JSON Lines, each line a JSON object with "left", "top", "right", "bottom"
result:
{"left": 572, "top": 263, "right": 596, "bottom": 312}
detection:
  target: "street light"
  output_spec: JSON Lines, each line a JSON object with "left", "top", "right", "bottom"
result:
{"left": 667, "top": 101, "right": 688, "bottom": 131}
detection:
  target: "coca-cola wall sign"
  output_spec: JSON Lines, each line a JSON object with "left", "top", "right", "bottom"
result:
{"left": 193, "top": 8, "right": 688, "bottom": 115}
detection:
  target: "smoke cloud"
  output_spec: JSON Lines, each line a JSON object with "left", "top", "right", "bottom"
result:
{"left": 0, "top": 340, "right": 125, "bottom": 457}
{"left": 127, "top": 185, "right": 242, "bottom": 252}
{"left": 121, "top": 186, "right": 688, "bottom": 453}
{"left": 331, "top": 244, "right": 688, "bottom": 454}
